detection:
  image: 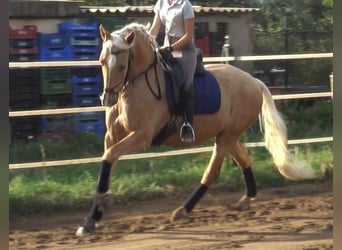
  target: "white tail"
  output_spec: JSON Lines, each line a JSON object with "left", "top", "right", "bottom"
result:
{"left": 257, "top": 79, "right": 317, "bottom": 180}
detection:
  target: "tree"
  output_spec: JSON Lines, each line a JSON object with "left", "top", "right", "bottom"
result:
{"left": 252, "top": 0, "right": 333, "bottom": 85}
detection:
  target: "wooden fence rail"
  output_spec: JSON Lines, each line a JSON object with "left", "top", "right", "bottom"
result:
{"left": 9, "top": 136, "right": 333, "bottom": 170}
{"left": 9, "top": 52, "right": 333, "bottom": 170}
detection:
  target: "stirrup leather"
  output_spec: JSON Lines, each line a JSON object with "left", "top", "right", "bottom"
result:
{"left": 180, "top": 122, "right": 195, "bottom": 142}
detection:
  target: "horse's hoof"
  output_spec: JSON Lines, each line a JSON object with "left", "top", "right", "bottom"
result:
{"left": 76, "top": 217, "right": 96, "bottom": 236}
{"left": 170, "top": 206, "right": 188, "bottom": 222}
{"left": 229, "top": 195, "right": 254, "bottom": 211}
{"left": 76, "top": 226, "right": 88, "bottom": 236}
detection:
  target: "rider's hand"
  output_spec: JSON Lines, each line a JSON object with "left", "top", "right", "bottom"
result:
{"left": 158, "top": 45, "right": 173, "bottom": 55}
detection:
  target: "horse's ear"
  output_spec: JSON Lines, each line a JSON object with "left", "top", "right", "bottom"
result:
{"left": 99, "top": 24, "right": 111, "bottom": 41}
{"left": 124, "top": 31, "right": 135, "bottom": 45}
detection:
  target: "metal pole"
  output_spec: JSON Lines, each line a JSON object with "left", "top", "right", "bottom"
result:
{"left": 221, "top": 35, "right": 230, "bottom": 64}
{"left": 284, "top": 11, "right": 289, "bottom": 88}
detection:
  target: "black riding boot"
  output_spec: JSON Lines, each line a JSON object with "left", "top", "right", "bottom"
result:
{"left": 180, "top": 86, "right": 195, "bottom": 142}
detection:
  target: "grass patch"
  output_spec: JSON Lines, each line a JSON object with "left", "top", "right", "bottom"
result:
{"left": 9, "top": 142, "right": 332, "bottom": 219}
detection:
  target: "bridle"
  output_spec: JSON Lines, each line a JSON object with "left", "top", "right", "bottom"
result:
{"left": 104, "top": 46, "right": 162, "bottom": 102}
{"left": 103, "top": 49, "right": 130, "bottom": 98}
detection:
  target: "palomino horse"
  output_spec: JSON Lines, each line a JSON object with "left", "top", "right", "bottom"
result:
{"left": 76, "top": 23, "right": 317, "bottom": 236}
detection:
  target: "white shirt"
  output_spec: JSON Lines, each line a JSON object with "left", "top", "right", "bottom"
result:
{"left": 153, "top": 0, "right": 194, "bottom": 39}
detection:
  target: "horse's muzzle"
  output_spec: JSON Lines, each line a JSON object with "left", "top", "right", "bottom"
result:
{"left": 100, "top": 92, "right": 118, "bottom": 107}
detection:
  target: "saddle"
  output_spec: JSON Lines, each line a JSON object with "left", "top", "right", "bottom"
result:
{"left": 158, "top": 48, "right": 206, "bottom": 113}
{"left": 152, "top": 48, "right": 217, "bottom": 146}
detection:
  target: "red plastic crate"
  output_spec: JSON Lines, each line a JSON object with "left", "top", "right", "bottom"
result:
{"left": 9, "top": 25, "right": 37, "bottom": 39}
{"left": 10, "top": 47, "right": 38, "bottom": 55}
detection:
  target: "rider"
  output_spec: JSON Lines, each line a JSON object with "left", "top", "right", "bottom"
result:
{"left": 149, "top": 0, "right": 197, "bottom": 142}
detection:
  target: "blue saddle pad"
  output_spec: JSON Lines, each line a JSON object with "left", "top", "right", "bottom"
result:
{"left": 165, "top": 71, "right": 221, "bottom": 115}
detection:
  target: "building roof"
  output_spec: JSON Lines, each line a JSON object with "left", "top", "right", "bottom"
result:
{"left": 80, "top": 5, "right": 259, "bottom": 17}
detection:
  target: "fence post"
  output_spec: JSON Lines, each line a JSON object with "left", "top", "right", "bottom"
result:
{"left": 330, "top": 72, "right": 333, "bottom": 99}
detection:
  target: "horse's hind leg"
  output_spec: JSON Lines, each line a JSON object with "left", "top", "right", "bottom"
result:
{"left": 229, "top": 142, "right": 257, "bottom": 210}
{"left": 171, "top": 137, "right": 233, "bottom": 221}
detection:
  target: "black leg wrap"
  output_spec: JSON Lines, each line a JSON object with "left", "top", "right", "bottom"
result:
{"left": 184, "top": 184, "right": 208, "bottom": 213}
{"left": 97, "top": 160, "right": 112, "bottom": 193}
{"left": 243, "top": 167, "right": 257, "bottom": 197}
{"left": 90, "top": 205, "right": 103, "bottom": 221}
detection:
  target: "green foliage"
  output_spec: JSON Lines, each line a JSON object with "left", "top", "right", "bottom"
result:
{"left": 323, "top": 0, "right": 333, "bottom": 7}
{"left": 10, "top": 132, "right": 104, "bottom": 163}
{"left": 278, "top": 100, "right": 333, "bottom": 138}
{"left": 252, "top": 0, "right": 332, "bottom": 85}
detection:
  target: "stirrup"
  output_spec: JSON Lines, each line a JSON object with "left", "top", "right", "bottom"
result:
{"left": 180, "top": 122, "right": 195, "bottom": 142}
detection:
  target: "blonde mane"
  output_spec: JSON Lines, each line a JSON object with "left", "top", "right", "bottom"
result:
{"left": 112, "top": 22, "right": 158, "bottom": 49}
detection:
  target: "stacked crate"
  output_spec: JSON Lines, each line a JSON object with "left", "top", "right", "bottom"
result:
{"left": 9, "top": 69, "right": 41, "bottom": 140}
{"left": 38, "top": 31, "right": 71, "bottom": 61}
{"left": 10, "top": 21, "right": 104, "bottom": 139}
{"left": 72, "top": 66, "right": 104, "bottom": 136}
{"left": 58, "top": 21, "right": 100, "bottom": 60}
{"left": 72, "top": 66, "right": 102, "bottom": 107}
{"left": 9, "top": 25, "right": 38, "bottom": 61}
{"left": 40, "top": 67, "right": 73, "bottom": 133}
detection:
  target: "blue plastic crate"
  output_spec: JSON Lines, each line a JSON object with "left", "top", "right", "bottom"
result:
{"left": 75, "top": 112, "right": 103, "bottom": 121}
{"left": 71, "top": 36, "right": 99, "bottom": 46}
{"left": 39, "top": 46, "right": 72, "bottom": 61}
{"left": 71, "top": 66, "right": 101, "bottom": 77}
{"left": 41, "top": 115, "right": 73, "bottom": 132}
{"left": 73, "top": 94, "right": 101, "bottom": 107}
{"left": 72, "top": 52, "right": 99, "bottom": 60}
{"left": 38, "top": 32, "right": 70, "bottom": 48}
{"left": 74, "top": 112, "right": 105, "bottom": 136}
{"left": 58, "top": 21, "right": 99, "bottom": 37}
{"left": 58, "top": 21, "right": 98, "bottom": 31}
{"left": 72, "top": 74, "right": 102, "bottom": 95}
{"left": 69, "top": 45, "right": 99, "bottom": 60}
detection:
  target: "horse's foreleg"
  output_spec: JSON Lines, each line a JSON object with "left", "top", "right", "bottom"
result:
{"left": 171, "top": 143, "right": 227, "bottom": 221}
{"left": 76, "top": 132, "right": 117, "bottom": 236}
{"left": 76, "top": 160, "right": 117, "bottom": 236}
{"left": 229, "top": 142, "right": 257, "bottom": 210}
{"left": 76, "top": 131, "right": 150, "bottom": 236}
{"left": 91, "top": 159, "right": 117, "bottom": 217}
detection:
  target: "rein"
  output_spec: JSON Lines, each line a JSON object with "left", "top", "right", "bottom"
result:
{"left": 142, "top": 53, "right": 162, "bottom": 100}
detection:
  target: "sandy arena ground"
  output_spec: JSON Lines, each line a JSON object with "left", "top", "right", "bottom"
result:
{"left": 9, "top": 178, "right": 333, "bottom": 250}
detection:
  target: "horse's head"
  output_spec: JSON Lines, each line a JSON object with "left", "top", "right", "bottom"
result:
{"left": 98, "top": 23, "right": 157, "bottom": 107}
